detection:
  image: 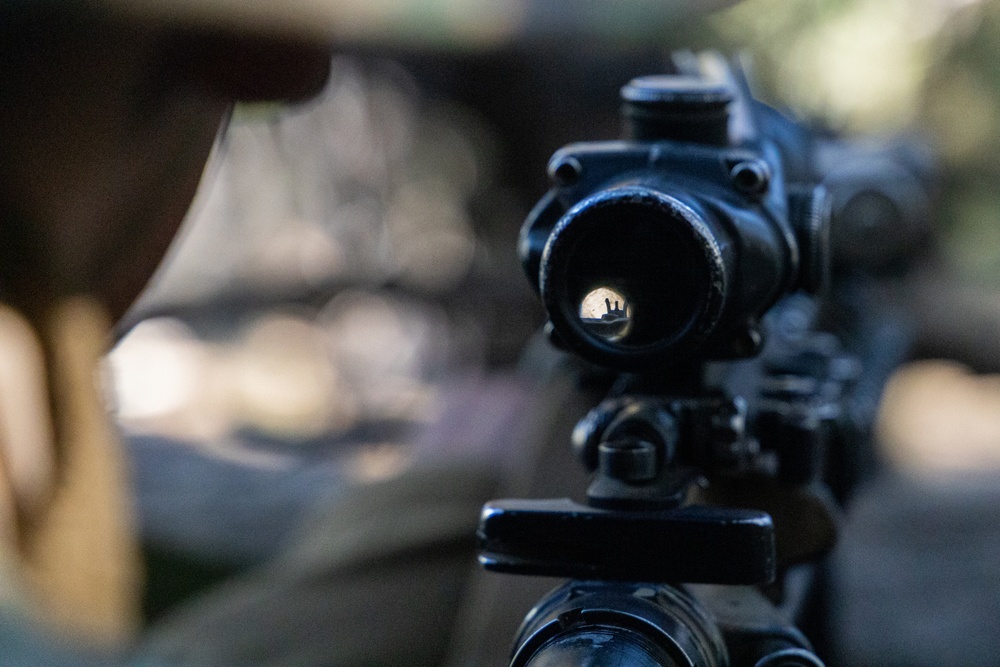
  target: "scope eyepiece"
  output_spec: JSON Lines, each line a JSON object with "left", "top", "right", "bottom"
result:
{"left": 520, "top": 73, "right": 831, "bottom": 371}
{"left": 540, "top": 187, "right": 726, "bottom": 369}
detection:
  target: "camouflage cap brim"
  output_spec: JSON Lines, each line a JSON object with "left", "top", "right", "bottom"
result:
{"left": 90, "top": 0, "right": 742, "bottom": 47}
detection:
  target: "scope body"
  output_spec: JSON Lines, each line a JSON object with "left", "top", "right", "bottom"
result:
{"left": 519, "top": 77, "right": 829, "bottom": 371}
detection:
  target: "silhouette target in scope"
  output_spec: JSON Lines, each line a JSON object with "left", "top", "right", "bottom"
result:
{"left": 541, "top": 187, "right": 726, "bottom": 367}
{"left": 579, "top": 287, "right": 632, "bottom": 342}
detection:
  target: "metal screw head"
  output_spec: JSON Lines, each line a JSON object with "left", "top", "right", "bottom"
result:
{"left": 598, "top": 439, "right": 658, "bottom": 482}
{"left": 730, "top": 159, "right": 771, "bottom": 195}
{"left": 550, "top": 157, "right": 583, "bottom": 186}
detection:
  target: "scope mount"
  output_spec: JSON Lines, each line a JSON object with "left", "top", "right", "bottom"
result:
{"left": 478, "top": 392, "right": 777, "bottom": 586}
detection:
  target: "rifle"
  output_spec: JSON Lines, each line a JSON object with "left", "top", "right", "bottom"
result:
{"left": 472, "top": 54, "right": 932, "bottom": 667}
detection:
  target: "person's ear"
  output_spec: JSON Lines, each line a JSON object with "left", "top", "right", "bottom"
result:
{"left": 160, "top": 30, "right": 332, "bottom": 103}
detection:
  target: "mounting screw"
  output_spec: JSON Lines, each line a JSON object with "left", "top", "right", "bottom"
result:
{"left": 550, "top": 157, "right": 583, "bottom": 186}
{"left": 575, "top": 400, "right": 678, "bottom": 477}
{"left": 598, "top": 440, "right": 658, "bottom": 482}
{"left": 730, "top": 159, "right": 771, "bottom": 196}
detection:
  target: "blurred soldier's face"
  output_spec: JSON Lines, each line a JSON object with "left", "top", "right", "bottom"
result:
{"left": 0, "top": 11, "right": 330, "bottom": 322}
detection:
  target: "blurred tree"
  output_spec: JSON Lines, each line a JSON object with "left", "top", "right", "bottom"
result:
{"left": 920, "top": 1, "right": 1000, "bottom": 283}
{"left": 703, "top": 0, "right": 1000, "bottom": 288}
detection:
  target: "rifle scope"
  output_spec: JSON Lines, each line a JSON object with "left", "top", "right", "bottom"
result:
{"left": 520, "top": 76, "right": 830, "bottom": 370}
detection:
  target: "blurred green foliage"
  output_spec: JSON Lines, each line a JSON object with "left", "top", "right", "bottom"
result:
{"left": 690, "top": 0, "right": 1000, "bottom": 284}
{"left": 707, "top": 0, "right": 959, "bottom": 132}
{"left": 920, "top": 1, "right": 1000, "bottom": 282}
